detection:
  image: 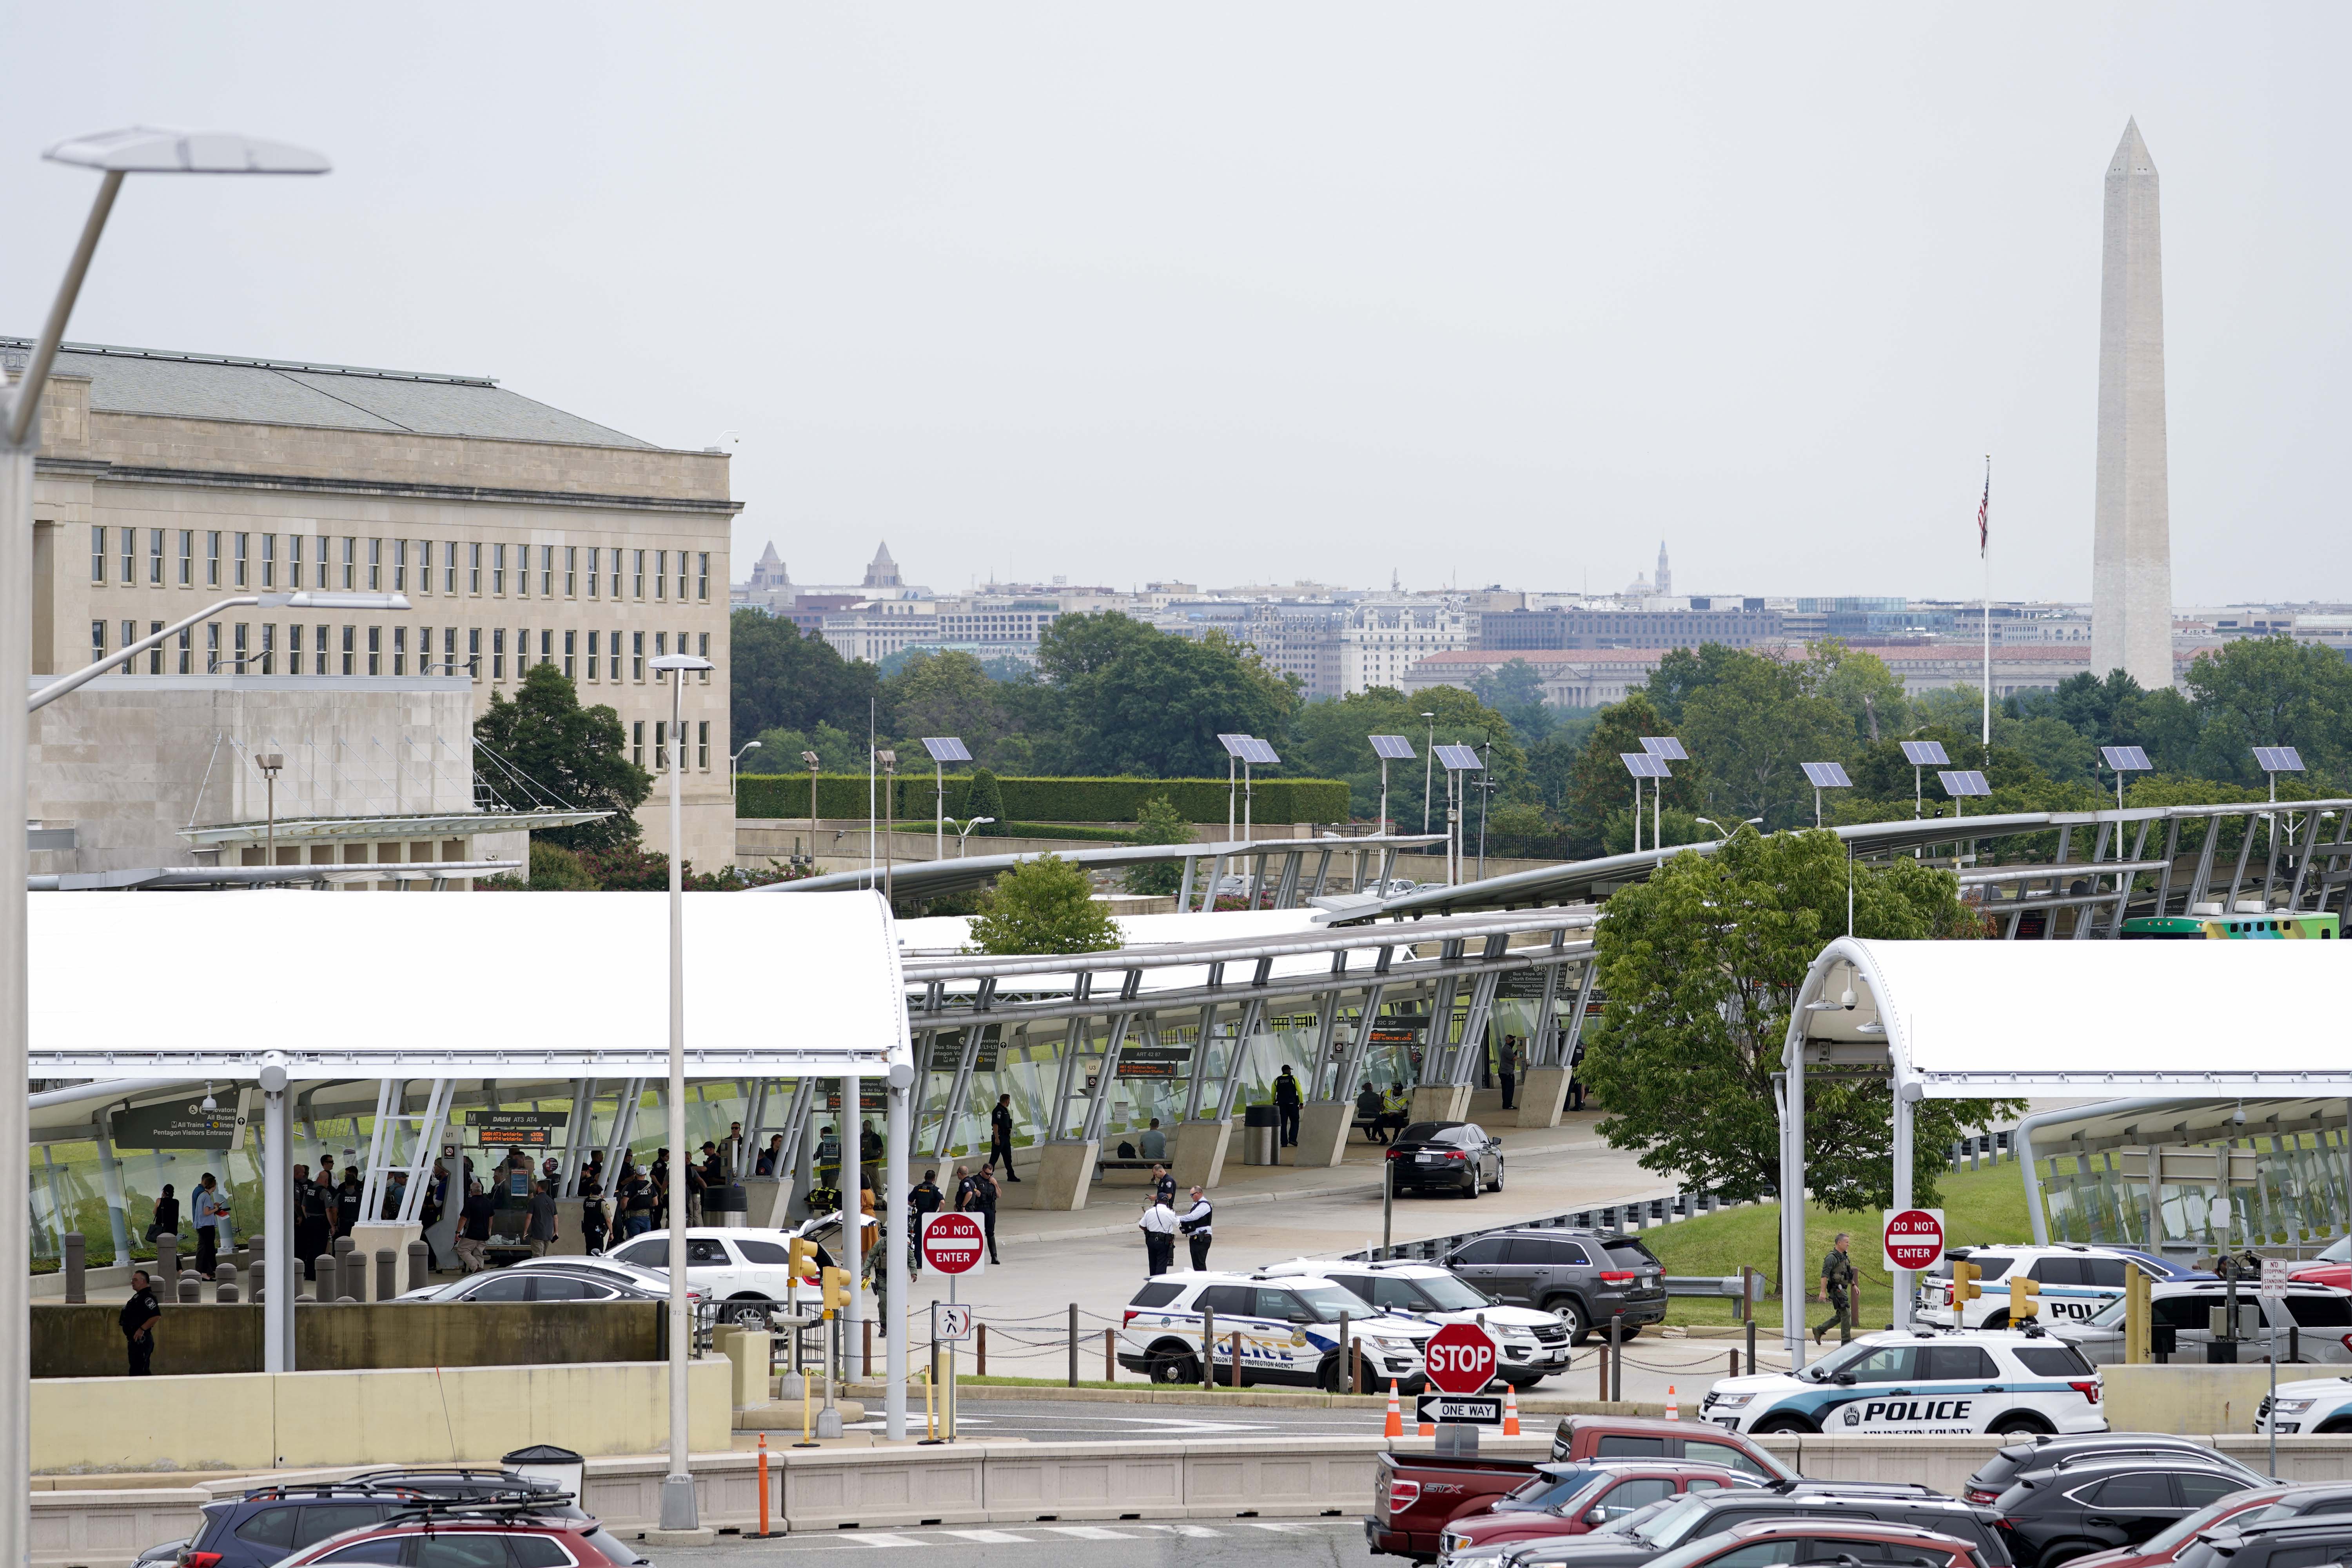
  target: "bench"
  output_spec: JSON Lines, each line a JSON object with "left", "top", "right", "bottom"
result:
{"left": 1093, "top": 1157, "right": 1167, "bottom": 1183}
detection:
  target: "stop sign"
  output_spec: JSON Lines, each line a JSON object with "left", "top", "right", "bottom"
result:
{"left": 1882, "top": 1207, "right": 1946, "bottom": 1273}
{"left": 921, "top": 1212, "right": 986, "bottom": 1274}
{"left": 1421, "top": 1322, "right": 1499, "bottom": 1395}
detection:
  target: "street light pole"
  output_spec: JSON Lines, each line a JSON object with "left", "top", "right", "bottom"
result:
{"left": 651, "top": 652, "right": 713, "bottom": 1531}
{"left": 1421, "top": 713, "right": 1436, "bottom": 834}
{"left": 257, "top": 752, "right": 284, "bottom": 867}
{"left": 0, "top": 129, "right": 327, "bottom": 1568}
{"left": 728, "top": 739, "right": 762, "bottom": 800}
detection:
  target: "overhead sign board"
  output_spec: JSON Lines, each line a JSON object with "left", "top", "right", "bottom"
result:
{"left": 927, "top": 1029, "right": 999, "bottom": 1074}
{"left": 825, "top": 1086, "right": 888, "bottom": 1113}
{"left": 1882, "top": 1208, "right": 1945, "bottom": 1273}
{"left": 108, "top": 1096, "right": 244, "bottom": 1150}
{"left": 1116, "top": 1047, "right": 1192, "bottom": 1080}
{"left": 466, "top": 1111, "right": 568, "bottom": 1149}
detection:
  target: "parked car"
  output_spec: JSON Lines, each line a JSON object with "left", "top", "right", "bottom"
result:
{"left": 1700, "top": 1328, "right": 2105, "bottom": 1437}
{"left": 1960, "top": 1434, "right": 2243, "bottom": 1506}
{"left": 1916, "top": 1246, "right": 2198, "bottom": 1332}
{"left": 2049, "top": 1281, "right": 2352, "bottom": 1366}
{"left": 394, "top": 1266, "right": 671, "bottom": 1306}
{"left": 162, "top": 1472, "right": 588, "bottom": 1568}
{"left": 1120, "top": 1269, "right": 1436, "bottom": 1389}
{"left": 2170, "top": 1519, "right": 2352, "bottom": 1568}
{"left": 2256, "top": 1373, "right": 2352, "bottom": 1434}
{"left": 1547, "top": 1414, "right": 1795, "bottom": 1481}
{"left": 1437, "top": 1463, "right": 1759, "bottom": 1566}
{"left": 272, "top": 1500, "right": 648, "bottom": 1568}
{"left": 1446, "top": 1229, "right": 1668, "bottom": 1343}
{"left": 1489, "top": 1479, "right": 2014, "bottom": 1568}
{"left": 503, "top": 1256, "right": 679, "bottom": 1296}
{"left": 1386, "top": 1123, "right": 1507, "bottom": 1199}
{"left": 2287, "top": 1236, "right": 2350, "bottom": 1292}
{"left": 1572, "top": 1519, "right": 1993, "bottom": 1568}
{"left": 606, "top": 1227, "right": 807, "bottom": 1323}
{"left": 1991, "top": 1451, "right": 2262, "bottom": 1568}
{"left": 1367, "top": 1417, "right": 1793, "bottom": 1561}
{"left": 2053, "top": 1481, "right": 2352, "bottom": 1568}
{"left": 1260, "top": 1258, "right": 1573, "bottom": 1388}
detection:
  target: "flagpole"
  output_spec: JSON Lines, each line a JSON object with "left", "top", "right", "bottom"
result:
{"left": 1979, "top": 455, "right": 1991, "bottom": 751}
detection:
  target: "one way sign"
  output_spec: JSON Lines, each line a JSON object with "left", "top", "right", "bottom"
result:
{"left": 1416, "top": 1394, "right": 1503, "bottom": 1426}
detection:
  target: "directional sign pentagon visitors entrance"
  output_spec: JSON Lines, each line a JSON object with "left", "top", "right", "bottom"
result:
{"left": 922, "top": 1211, "right": 986, "bottom": 1275}
{"left": 1882, "top": 1208, "right": 1945, "bottom": 1273}
{"left": 1421, "top": 1321, "right": 1498, "bottom": 1395}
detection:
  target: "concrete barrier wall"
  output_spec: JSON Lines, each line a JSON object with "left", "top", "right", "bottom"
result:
{"left": 30, "top": 1359, "right": 730, "bottom": 1474}
{"left": 2104, "top": 1365, "right": 2277, "bottom": 1435}
{"left": 35, "top": 1302, "right": 662, "bottom": 1378}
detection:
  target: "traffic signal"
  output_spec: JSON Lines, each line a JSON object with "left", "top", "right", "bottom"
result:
{"left": 2124, "top": 1266, "right": 2151, "bottom": 1363}
{"left": 2009, "top": 1276, "right": 2040, "bottom": 1323}
{"left": 1951, "top": 1259, "right": 1982, "bottom": 1308}
{"left": 788, "top": 1237, "right": 819, "bottom": 1280}
{"left": 820, "top": 1266, "right": 851, "bottom": 1315}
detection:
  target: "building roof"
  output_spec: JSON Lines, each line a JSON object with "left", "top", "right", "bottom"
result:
{"left": 3, "top": 338, "right": 658, "bottom": 451}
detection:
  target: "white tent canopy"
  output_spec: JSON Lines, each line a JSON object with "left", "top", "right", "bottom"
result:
{"left": 31, "top": 890, "right": 910, "bottom": 1080}
{"left": 1792, "top": 937, "right": 2352, "bottom": 1098}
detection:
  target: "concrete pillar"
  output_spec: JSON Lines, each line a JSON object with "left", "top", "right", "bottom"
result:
{"left": 1410, "top": 1085, "right": 1470, "bottom": 1125}
{"left": 155, "top": 1232, "right": 178, "bottom": 1284}
{"left": 1517, "top": 1067, "right": 1569, "bottom": 1129}
{"left": 312, "top": 1254, "right": 335, "bottom": 1300}
{"left": 885, "top": 1072, "right": 909, "bottom": 1442}
{"left": 349, "top": 1221, "right": 421, "bottom": 1299}
{"left": 1171, "top": 1119, "right": 1230, "bottom": 1193}
{"left": 375, "top": 1249, "right": 396, "bottom": 1301}
{"left": 1035, "top": 1140, "right": 1100, "bottom": 1211}
{"left": 1291, "top": 1103, "right": 1353, "bottom": 1169}
{"left": 61, "top": 1234, "right": 84, "bottom": 1304}
{"left": 262, "top": 1068, "right": 292, "bottom": 1371}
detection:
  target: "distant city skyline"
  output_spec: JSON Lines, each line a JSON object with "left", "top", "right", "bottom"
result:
{"left": 5, "top": 9, "right": 2349, "bottom": 604}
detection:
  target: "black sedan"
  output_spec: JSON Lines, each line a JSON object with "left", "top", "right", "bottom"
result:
{"left": 1384, "top": 1121, "right": 1504, "bottom": 1198}
{"left": 1992, "top": 1452, "right": 2259, "bottom": 1568}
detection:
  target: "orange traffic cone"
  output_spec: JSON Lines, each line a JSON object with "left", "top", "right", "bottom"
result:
{"left": 1385, "top": 1379, "right": 1404, "bottom": 1439}
{"left": 1502, "top": 1385, "right": 1521, "bottom": 1436}
{"left": 1665, "top": 1385, "right": 1680, "bottom": 1421}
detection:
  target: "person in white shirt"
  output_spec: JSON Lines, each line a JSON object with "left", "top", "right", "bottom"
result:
{"left": 1177, "top": 1187, "right": 1213, "bottom": 1271}
{"left": 1136, "top": 1198, "right": 1180, "bottom": 1276}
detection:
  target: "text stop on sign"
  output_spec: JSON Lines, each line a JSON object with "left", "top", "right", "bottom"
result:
{"left": 921, "top": 1212, "right": 986, "bottom": 1275}
{"left": 1421, "top": 1323, "right": 1499, "bottom": 1395}
{"left": 1881, "top": 1207, "right": 1945, "bottom": 1274}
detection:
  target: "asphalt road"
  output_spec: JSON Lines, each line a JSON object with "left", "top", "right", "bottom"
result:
{"left": 697, "top": 1518, "right": 1370, "bottom": 1566}
{"left": 842, "top": 1397, "right": 1400, "bottom": 1444}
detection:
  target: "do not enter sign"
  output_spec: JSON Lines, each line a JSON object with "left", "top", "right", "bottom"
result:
{"left": 921, "top": 1212, "right": 986, "bottom": 1275}
{"left": 1882, "top": 1207, "right": 1945, "bottom": 1273}
{"left": 1421, "top": 1321, "right": 1499, "bottom": 1395}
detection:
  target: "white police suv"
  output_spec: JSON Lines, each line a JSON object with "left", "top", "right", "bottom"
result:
{"left": 2257, "top": 1374, "right": 2352, "bottom": 1434}
{"left": 1117, "top": 1269, "right": 1437, "bottom": 1390}
{"left": 1698, "top": 1327, "right": 2107, "bottom": 1436}
{"left": 1258, "top": 1258, "right": 1573, "bottom": 1387}
{"left": 1914, "top": 1244, "right": 2183, "bottom": 1330}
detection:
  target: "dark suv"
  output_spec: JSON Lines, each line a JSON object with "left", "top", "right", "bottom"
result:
{"left": 1497, "top": 1480, "right": 2014, "bottom": 1568}
{"left": 160, "top": 1472, "right": 584, "bottom": 1568}
{"left": 1447, "top": 1229, "right": 1667, "bottom": 1343}
{"left": 2171, "top": 1519, "right": 2352, "bottom": 1568}
{"left": 1993, "top": 1453, "right": 2262, "bottom": 1568}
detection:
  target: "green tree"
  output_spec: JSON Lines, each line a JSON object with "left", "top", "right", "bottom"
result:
{"left": 527, "top": 840, "right": 596, "bottom": 889}
{"left": 1286, "top": 685, "right": 1528, "bottom": 828}
{"left": 964, "top": 767, "right": 1007, "bottom": 835}
{"left": 1579, "top": 830, "right": 2020, "bottom": 1207}
{"left": 1681, "top": 654, "right": 1855, "bottom": 830}
{"left": 730, "top": 609, "right": 886, "bottom": 737}
{"left": 967, "top": 855, "right": 1122, "bottom": 955}
{"left": 1036, "top": 615, "right": 1297, "bottom": 777}
{"left": 2185, "top": 636, "right": 2352, "bottom": 788}
{"left": 1804, "top": 641, "right": 1911, "bottom": 741}
{"left": 884, "top": 650, "right": 1005, "bottom": 756}
{"left": 473, "top": 663, "right": 651, "bottom": 852}
{"left": 1641, "top": 644, "right": 1757, "bottom": 726}
{"left": 1561, "top": 693, "right": 1699, "bottom": 858}
{"left": 1125, "top": 794, "right": 1194, "bottom": 894}
{"left": 1471, "top": 659, "right": 1558, "bottom": 746}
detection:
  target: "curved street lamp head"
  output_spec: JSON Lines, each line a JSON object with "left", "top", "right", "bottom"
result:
{"left": 260, "top": 591, "right": 409, "bottom": 611}
{"left": 45, "top": 127, "right": 331, "bottom": 175}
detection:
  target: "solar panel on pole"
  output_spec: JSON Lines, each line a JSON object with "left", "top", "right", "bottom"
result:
{"left": 1617, "top": 752, "right": 1669, "bottom": 779}
{"left": 920, "top": 737, "right": 973, "bottom": 764}
{"left": 1899, "top": 740, "right": 1949, "bottom": 766}
{"left": 1436, "top": 744, "right": 1485, "bottom": 771}
{"left": 1639, "top": 737, "right": 1688, "bottom": 761}
{"left": 1217, "top": 734, "right": 1252, "bottom": 757}
{"left": 2253, "top": 746, "right": 2306, "bottom": 773}
{"left": 2100, "top": 746, "right": 2151, "bottom": 773}
{"left": 1239, "top": 737, "right": 1281, "bottom": 766}
{"left": 1368, "top": 735, "right": 1415, "bottom": 760}
{"left": 1800, "top": 762, "right": 1851, "bottom": 789}
{"left": 1938, "top": 770, "right": 1991, "bottom": 797}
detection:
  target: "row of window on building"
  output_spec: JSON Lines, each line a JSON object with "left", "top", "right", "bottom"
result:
{"left": 92, "top": 619, "right": 715, "bottom": 687}
{"left": 89, "top": 528, "right": 713, "bottom": 603}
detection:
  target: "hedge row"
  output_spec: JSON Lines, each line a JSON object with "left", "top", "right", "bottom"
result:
{"left": 737, "top": 774, "right": 1350, "bottom": 825}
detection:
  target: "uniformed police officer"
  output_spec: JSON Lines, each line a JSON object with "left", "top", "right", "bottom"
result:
{"left": 1816, "top": 1231, "right": 1857, "bottom": 1345}
{"left": 121, "top": 1269, "right": 161, "bottom": 1376}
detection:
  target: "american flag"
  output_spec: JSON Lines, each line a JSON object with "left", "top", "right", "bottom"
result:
{"left": 1977, "top": 457, "right": 1990, "bottom": 555}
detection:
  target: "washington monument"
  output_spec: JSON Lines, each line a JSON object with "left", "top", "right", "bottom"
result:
{"left": 2091, "top": 119, "right": 2173, "bottom": 692}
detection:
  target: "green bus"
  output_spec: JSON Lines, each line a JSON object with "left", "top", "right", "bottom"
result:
{"left": 2120, "top": 912, "right": 2340, "bottom": 940}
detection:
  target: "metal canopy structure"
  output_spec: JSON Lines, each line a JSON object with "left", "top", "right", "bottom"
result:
{"left": 31, "top": 859, "right": 518, "bottom": 891}
{"left": 176, "top": 807, "right": 606, "bottom": 849}
{"left": 1777, "top": 937, "right": 2352, "bottom": 1369}
{"left": 29, "top": 890, "right": 911, "bottom": 1080}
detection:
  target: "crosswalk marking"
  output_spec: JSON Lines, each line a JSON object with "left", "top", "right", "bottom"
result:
{"left": 1240, "top": 1522, "right": 1312, "bottom": 1532}
{"left": 829, "top": 1534, "right": 928, "bottom": 1548}
{"left": 1043, "top": 1527, "right": 1138, "bottom": 1540}
{"left": 937, "top": 1532, "right": 1034, "bottom": 1544}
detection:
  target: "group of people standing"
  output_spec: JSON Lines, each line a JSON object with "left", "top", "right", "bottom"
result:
{"left": 1135, "top": 1165, "right": 1213, "bottom": 1275}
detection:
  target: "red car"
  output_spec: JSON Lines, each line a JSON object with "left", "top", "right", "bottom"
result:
{"left": 2290, "top": 1238, "right": 2350, "bottom": 1293}
{"left": 2060, "top": 1482, "right": 2352, "bottom": 1568}
{"left": 1437, "top": 1462, "right": 1759, "bottom": 1563}
{"left": 1639, "top": 1519, "right": 1990, "bottom": 1568}
{"left": 275, "top": 1506, "right": 648, "bottom": 1568}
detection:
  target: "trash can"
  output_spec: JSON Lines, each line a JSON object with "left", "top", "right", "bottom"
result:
{"left": 706, "top": 1181, "right": 749, "bottom": 1227}
{"left": 1241, "top": 1104, "right": 1280, "bottom": 1166}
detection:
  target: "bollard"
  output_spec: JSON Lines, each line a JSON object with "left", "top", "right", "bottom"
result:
{"left": 1609, "top": 1311, "right": 1624, "bottom": 1403}
{"left": 375, "top": 1249, "right": 395, "bottom": 1302}
{"left": 1201, "top": 1307, "right": 1216, "bottom": 1391}
{"left": 1069, "top": 1303, "right": 1079, "bottom": 1387}
{"left": 248, "top": 1237, "right": 267, "bottom": 1305}
{"left": 216, "top": 1265, "right": 238, "bottom": 1303}
{"left": 976, "top": 1322, "right": 985, "bottom": 1378}
{"left": 178, "top": 1271, "right": 200, "bottom": 1304}
{"left": 1595, "top": 1340, "right": 1609, "bottom": 1401}
{"left": 864, "top": 1320, "right": 873, "bottom": 1380}
{"left": 343, "top": 1249, "right": 367, "bottom": 1305}
{"left": 1230, "top": 1330, "right": 1242, "bottom": 1389}
{"left": 1354, "top": 1339, "right": 1366, "bottom": 1395}
{"left": 408, "top": 1241, "right": 429, "bottom": 1294}
{"left": 157, "top": 1232, "right": 179, "bottom": 1284}
{"left": 1746, "top": 1316, "right": 1758, "bottom": 1377}
{"left": 62, "top": 1233, "right": 86, "bottom": 1304}
{"left": 314, "top": 1255, "right": 338, "bottom": 1302}
{"left": 1103, "top": 1328, "right": 1114, "bottom": 1383}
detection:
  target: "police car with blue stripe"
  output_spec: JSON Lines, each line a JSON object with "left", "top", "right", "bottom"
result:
{"left": 1116, "top": 1269, "right": 1437, "bottom": 1389}
{"left": 1914, "top": 1244, "right": 2194, "bottom": 1330}
{"left": 1698, "top": 1327, "right": 2106, "bottom": 1436}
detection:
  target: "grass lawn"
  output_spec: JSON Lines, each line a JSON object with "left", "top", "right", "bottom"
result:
{"left": 1637, "top": 1160, "right": 2039, "bottom": 1330}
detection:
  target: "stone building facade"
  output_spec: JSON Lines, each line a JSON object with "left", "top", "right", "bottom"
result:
{"left": 11, "top": 340, "right": 739, "bottom": 874}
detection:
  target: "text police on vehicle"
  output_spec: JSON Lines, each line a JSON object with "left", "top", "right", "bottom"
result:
{"left": 1699, "top": 1328, "right": 2106, "bottom": 1436}
{"left": 1915, "top": 1245, "right": 2185, "bottom": 1330}
{"left": 1117, "top": 1269, "right": 1437, "bottom": 1390}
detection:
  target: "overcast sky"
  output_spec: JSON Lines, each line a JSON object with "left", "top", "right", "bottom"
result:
{"left": 3, "top": 5, "right": 2345, "bottom": 605}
